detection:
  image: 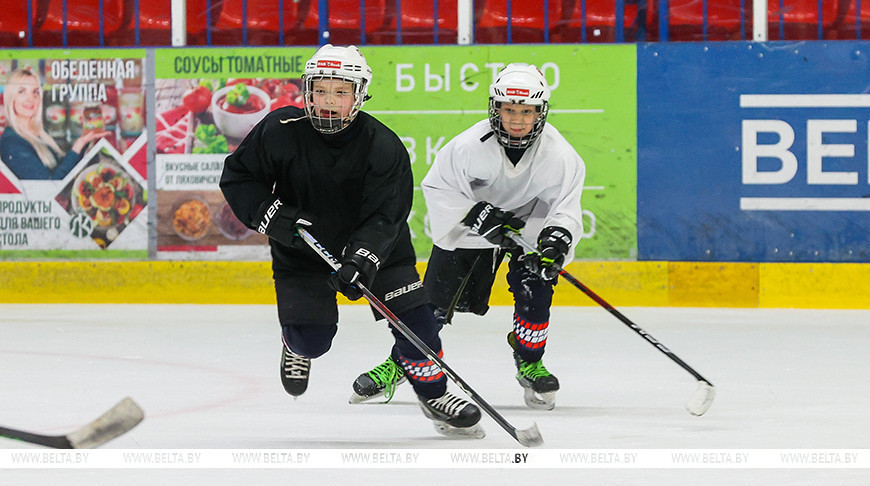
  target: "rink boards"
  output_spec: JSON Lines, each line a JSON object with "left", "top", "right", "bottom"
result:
{"left": 2, "top": 260, "right": 869, "bottom": 308}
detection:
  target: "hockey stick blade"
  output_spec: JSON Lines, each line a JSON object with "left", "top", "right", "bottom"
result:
{"left": 686, "top": 381, "right": 716, "bottom": 416}
{"left": 514, "top": 422, "right": 544, "bottom": 448}
{"left": 0, "top": 397, "right": 144, "bottom": 449}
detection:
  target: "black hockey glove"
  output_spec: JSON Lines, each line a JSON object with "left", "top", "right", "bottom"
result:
{"left": 522, "top": 226, "right": 572, "bottom": 280}
{"left": 328, "top": 245, "right": 380, "bottom": 301}
{"left": 461, "top": 201, "right": 525, "bottom": 249}
{"left": 254, "top": 197, "right": 314, "bottom": 247}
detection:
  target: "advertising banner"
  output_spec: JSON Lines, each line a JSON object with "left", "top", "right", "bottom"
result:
{"left": 154, "top": 45, "right": 637, "bottom": 260}
{"left": 152, "top": 48, "right": 307, "bottom": 258}
{"left": 0, "top": 50, "right": 148, "bottom": 258}
{"left": 638, "top": 42, "right": 870, "bottom": 262}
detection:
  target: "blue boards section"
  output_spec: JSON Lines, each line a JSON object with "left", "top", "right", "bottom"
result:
{"left": 637, "top": 42, "right": 870, "bottom": 262}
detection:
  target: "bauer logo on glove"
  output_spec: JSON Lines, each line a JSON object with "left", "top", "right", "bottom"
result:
{"left": 253, "top": 196, "right": 315, "bottom": 248}
{"left": 257, "top": 199, "right": 283, "bottom": 234}
{"left": 462, "top": 200, "right": 525, "bottom": 248}
{"left": 329, "top": 245, "right": 380, "bottom": 301}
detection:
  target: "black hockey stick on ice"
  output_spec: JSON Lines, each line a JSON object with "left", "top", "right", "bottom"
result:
{"left": 508, "top": 233, "right": 716, "bottom": 416}
{"left": 0, "top": 397, "right": 144, "bottom": 448}
{"left": 297, "top": 227, "right": 543, "bottom": 447}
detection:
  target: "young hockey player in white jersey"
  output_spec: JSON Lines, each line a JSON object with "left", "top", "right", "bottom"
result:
{"left": 350, "top": 63, "right": 585, "bottom": 410}
{"left": 220, "top": 44, "right": 483, "bottom": 439}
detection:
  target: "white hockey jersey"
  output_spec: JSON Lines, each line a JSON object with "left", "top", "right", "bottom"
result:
{"left": 422, "top": 119, "right": 585, "bottom": 264}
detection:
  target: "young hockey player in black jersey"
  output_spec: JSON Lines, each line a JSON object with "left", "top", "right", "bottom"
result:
{"left": 351, "top": 63, "right": 585, "bottom": 411}
{"left": 219, "top": 44, "right": 483, "bottom": 439}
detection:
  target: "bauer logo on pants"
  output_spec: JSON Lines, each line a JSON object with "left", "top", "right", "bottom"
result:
{"left": 385, "top": 280, "right": 423, "bottom": 301}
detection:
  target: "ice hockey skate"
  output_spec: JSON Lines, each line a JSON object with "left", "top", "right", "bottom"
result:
{"left": 418, "top": 392, "right": 485, "bottom": 439}
{"left": 508, "top": 332, "right": 559, "bottom": 410}
{"left": 281, "top": 344, "right": 311, "bottom": 397}
{"left": 349, "top": 356, "right": 407, "bottom": 404}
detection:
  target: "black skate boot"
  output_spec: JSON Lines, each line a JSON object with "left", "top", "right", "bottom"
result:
{"left": 349, "top": 356, "right": 407, "bottom": 404}
{"left": 418, "top": 392, "right": 485, "bottom": 439}
{"left": 508, "top": 332, "right": 560, "bottom": 410}
{"left": 280, "top": 344, "right": 311, "bottom": 397}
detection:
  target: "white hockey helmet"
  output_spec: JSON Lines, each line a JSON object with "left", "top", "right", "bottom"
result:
{"left": 488, "top": 63, "right": 551, "bottom": 148}
{"left": 302, "top": 44, "right": 373, "bottom": 134}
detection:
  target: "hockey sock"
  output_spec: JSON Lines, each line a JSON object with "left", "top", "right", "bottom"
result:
{"left": 397, "top": 351, "right": 447, "bottom": 399}
{"left": 512, "top": 312, "right": 548, "bottom": 363}
{"left": 387, "top": 304, "right": 447, "bottom": 399}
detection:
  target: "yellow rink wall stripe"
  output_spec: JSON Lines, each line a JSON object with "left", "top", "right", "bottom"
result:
{"left": 1, "top": 261, "right": 870, "bottom": 308}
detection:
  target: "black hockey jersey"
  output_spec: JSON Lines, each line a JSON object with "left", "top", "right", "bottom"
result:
{"left": 220, "top": 106, "right": 416, "bottom": 278}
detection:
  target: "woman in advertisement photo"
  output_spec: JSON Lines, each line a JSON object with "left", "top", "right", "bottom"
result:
{"left": 0, "top": 68, "right": 107, "bottom": 180}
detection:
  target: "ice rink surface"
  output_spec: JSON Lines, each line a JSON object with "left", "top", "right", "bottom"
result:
{"left": 1, "top": 303, "right": 868, "bottom": 485}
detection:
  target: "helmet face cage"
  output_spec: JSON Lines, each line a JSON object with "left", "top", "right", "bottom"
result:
{"left": 303, "top": 75, "right": 368, "bottom": 134}
{"left": 487, "top": 63, "right": 551, "bottom": 148}
{"left": 302, "top": 44, "right": 372, "bottom": 134}
{"left": 488, "top": 99, "right": 549, "bottom": 149}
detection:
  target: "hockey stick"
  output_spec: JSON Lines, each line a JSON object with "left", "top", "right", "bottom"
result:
{"left": 508, "top": 234, "right": 716, "bottom": 416}
{"left": 0, "top": 397, "right": 144, "bottom": 448}
{"left": 442, "top": 253, "right": 481, "bottom": 325}
{"left": 297, "top": 227, "right": 543, "bottom": 447}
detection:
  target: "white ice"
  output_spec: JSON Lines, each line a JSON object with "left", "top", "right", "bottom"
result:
{"left": 1, "top": 304, "right": 868, "bottom": 484}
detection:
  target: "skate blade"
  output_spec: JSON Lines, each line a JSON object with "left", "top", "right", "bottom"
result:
{"left": 348, "top": 392, "right": 389, "bottom": 404}
{"left": 431, "top": 421, "right": 486, "bottom": 440}
{"left": 523, "top": 389, "right": 556, "bottom": 411}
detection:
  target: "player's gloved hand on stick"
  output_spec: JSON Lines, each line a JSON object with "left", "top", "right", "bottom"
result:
{"left": 254, "top": 196, "right": 315, "bottom": 247}
{"left": 462, "top": 201, "right": 525, "bottom": 249}
{"left": 522, "top": 226, "right": 572, "bottom": 280}
{"left": 329, "top": 245, "right": 380, "bottom": 301}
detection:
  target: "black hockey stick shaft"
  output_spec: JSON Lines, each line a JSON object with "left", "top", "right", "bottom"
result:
{"left": 297, "top": 228, "right": 541, "bottom": 446}
{"left": 0, "top": 426, "right": 72, "bottom": 448}
{"left": 509, "top": 234, "right": 713, "bottom": 386}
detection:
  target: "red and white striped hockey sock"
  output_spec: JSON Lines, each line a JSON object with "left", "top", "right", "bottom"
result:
{"left": 512, "top": 312, "right": 548, "bottom": 362}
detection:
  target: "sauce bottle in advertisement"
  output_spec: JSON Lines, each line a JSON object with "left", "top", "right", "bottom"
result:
{"left": 82, "top": 102, "right": 105, "bottom": 135}
{"left": 43, "top": 91, "right": 67, "bottom": 139}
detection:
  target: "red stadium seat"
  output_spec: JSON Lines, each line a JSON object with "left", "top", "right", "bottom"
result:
{"left": 110, "top": 0, "right": 214, "bottom": 46}
{"left": 372, "top": 0, "right": 458, "bottom": 44}
{"left": 552, "top": 0, "right": 655, "bottom": 43}
{"left": 33, "top": 0, "right": 125, "bottom": 46}
{"left": 476, "top": 0, "right": 563, "bottom": 44}
{"left": 0, "top": 1, "right": 37, "bottom": 47}
{"left": 295, "top": 0, "right": 388, "bottom": 45}
{"left": 212, "top": 0, "right": 300, "bottom": 45}
{"left": 186, "top": 0, "right": 219, "bottom": 45}
{"left": 766, "top": 0, "right": 847, "bottom": 40}
{"left": 112, "top": 0, "right": 171, "bottom": 46}
{"left": 833, "top": 0, "right": 870, "bottom": 39}
{"left": 658, "top": 0, "right": 749, "bottom": 41}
